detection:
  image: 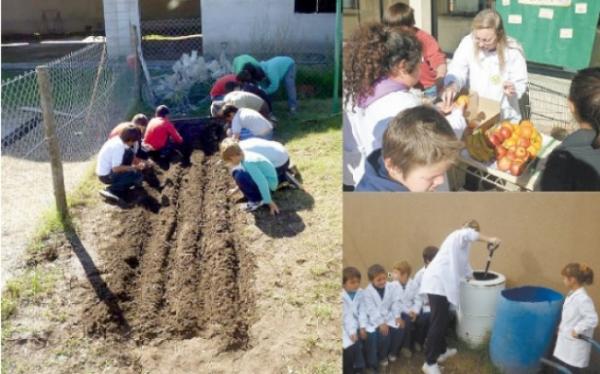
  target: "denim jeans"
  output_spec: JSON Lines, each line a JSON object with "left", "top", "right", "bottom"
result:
{"left": 343, "top": 340, "right": 366, "bottom": 374}
{"left": 99, "top": 171, "right": 143, "bottom": 195}
{"left": 276, "top": 159, "right": 290, "bottom": 184}
{"left": 232, "top": 168, "right": 262, "bottom": 203}
{"left": 284, "top": 62, "right": 298, "bottom": 111}
{"left": 390, "top": 313, "right": 413, "bottom": 356}
{"left": 366, "top": 328, "right": 393, "bottom": 369}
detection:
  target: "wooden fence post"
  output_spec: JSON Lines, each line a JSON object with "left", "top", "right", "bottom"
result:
{"left": 36, "top": 66, "right": 69, "bottom": 222}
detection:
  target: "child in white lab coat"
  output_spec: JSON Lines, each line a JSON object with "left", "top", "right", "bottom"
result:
{"left": 412, "top": 246, "right": 439, "bottom": 353}
{"left": 553, "top": 263, "right": 598, "bottom": 373}
{"left": 419, "top": 220, "right": 501, "bottom": 374}
{"left": 362, "top": 264, "right": 401, "bottom": 371}
{"left": 389, "top": 261, "right": 421, "bottom": 361}
{"left": 342, "top": 267, "right": 366, "bottom": 374}
{"left": 441, "top": 9, "right": 528, "bottom": 122}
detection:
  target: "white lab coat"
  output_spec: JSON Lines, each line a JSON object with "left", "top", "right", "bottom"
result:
{"left": 363, "top": 282, "right": 399, "bottom": 332}
{"left": 391, "top": 279, "right": 423, "bottom": 316}
{"left": 413, "top": 267, "right": 430, "bottom": 313}
{"left": 344, "top": 92, "right": 466, "bottom": 186}
{"left": 420, "top": 228, "right": 479, "bottom": 307}
{"left": 446, "top": 34, "right": 528, "bottom": 122}
{"left": 553, "top": 287, "right": 599, "bottom": 368}
{"left": 342, "top": 289, "right": 367, "bottom": 349}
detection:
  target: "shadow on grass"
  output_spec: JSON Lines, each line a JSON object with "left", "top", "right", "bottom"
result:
{"left": 65, "top": 229, "right": 131, "bottom": 337}
{"left": 251, "top": 187, "right": 315, "bottom": 238}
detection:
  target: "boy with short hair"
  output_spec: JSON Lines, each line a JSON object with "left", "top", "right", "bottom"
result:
{"left": 390, "top": 261, "right": 422, "bottom": 361}
{"left": 220, "top": 139, "right": 280, "bottom": 215}
{"left": 143, "top": 105, "right": 190, "bottom": 166}
{"left": 342, "top": 267, "right": 367, "bottom": 374}
{"left": 412, "top": 246, "right": 439, "bottom": 352}
{"left": 362, "top": 264, "right": 399, "bottom": 371}
{"left": 356, "top": 106, "right": 463, "bottom": 192}
{"left": 96, "top": 125, "right": 145, "bottom": 200}
{"left": 220, "top": 105, "right": 273, "bottom": 141}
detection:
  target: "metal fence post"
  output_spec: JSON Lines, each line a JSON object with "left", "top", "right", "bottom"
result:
{"left": 131, "top": 24, "right": 141, "bottom": 102}
{"left": 36, "top": 66, "right": 69, "bottom": 221}
{"left": 332, "top": 0, "right": 342, "bottom": 113}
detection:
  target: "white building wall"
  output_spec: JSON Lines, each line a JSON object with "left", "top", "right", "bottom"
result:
{"left": 103, "top": 0, "right": 141, "bottom": 58}
{"left": 201, "top": 0, "right": 335, "bottom": 59}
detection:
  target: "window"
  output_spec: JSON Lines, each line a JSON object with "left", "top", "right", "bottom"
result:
{"left": 295, "top": 0, "right": 336, "bottom": 14}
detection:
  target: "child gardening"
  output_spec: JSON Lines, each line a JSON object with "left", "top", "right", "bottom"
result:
{"left": 342, "top": 267, "right": 366, "bottom": 374}
{"left": 355, "top": 106, "right": 463, "bottom": 192}
{"left": 220, "top": 139, "right": 279, "bottom": 215}
{"left": 419, "top": 220, "right": 501, "bottom": 374}
{"left": 553, "top": 263, "right": 598, "bottom": 373}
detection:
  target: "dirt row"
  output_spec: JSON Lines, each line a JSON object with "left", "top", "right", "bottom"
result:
{"left": 82, "top": 150, "right": 254, "bottom": 349}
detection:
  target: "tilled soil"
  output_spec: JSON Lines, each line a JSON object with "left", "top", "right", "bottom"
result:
{"left": 82, "top": 150, "right": 254, "bottom": 349}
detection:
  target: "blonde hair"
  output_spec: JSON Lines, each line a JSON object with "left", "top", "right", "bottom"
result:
{"left": 220, "top": 138, "right": 243, "bottom": 162}
{"left": 463, "top": 219, "right": 481, "bottom": 232}
{"left": 472, "top": 9, "right": 508, "bottom": 72}
{"left": 392, "top": 261, "right": 412, "bottom": 276}
{"left": 562, "top": 263, "right": 594, "bottom": 285}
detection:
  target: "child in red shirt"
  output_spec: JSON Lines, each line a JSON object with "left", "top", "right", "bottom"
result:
{"left": 210, "top": 74, "right": 239, "bottom": 100}
{"left": 384, "top": 3, "right": 447, "bottom": 98}
{"left": 143, "top": 105, "right": 190, "bottom": 167}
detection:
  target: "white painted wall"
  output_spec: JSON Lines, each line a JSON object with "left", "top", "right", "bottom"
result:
{"left": 103, "top": 0, "right": 141, "bottom": 57}
{"left": 201, "top": 0, "right": 335, "bottom": 59}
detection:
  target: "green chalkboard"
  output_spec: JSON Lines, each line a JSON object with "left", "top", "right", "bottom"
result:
{"left": 496, "top": 0, "right": 600, "bottom": 70}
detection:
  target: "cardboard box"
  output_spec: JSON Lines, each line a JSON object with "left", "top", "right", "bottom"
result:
{"left": 464, "top": 91, "right": 501, "bottom": 133}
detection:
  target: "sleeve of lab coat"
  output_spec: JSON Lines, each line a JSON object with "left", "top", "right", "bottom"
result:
{"left": 410, "top": 281, "right": 423, "bottom": 314}
{"left": 508, "top": 49, "right": 528, "bottom": 99}
{"left": 445, "top": 36, "right": 471, "bottom": 91}
{"left": 392, "top": 285, "right": 403, "bottom": 318}
{"left": 574, "top": 297, "right": 599, "bottom": 335}
{"left": 445, "top": 108, "right": 467, "bottom": 139}
{"left": 364, "top": 290, "right": 384, "bottom": 327}
{"left": 343, "top": 298, "right": 359, "bottom": 338}
{"left": 357, "top": 292, "right": 368, "bottom": 329}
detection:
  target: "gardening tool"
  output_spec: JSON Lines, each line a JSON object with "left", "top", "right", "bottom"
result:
{"left": 539, "top": 358, "right": 572, "bottom": 374}
{"left": 483, "top": 242, "right": 500, "bottom": 278}
{"left": 578, "top": 334, "right": 600, "bottom": 352}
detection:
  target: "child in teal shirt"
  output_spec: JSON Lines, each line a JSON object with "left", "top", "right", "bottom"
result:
{"left": 220, "top": 138, "right": 280, "bottom": 214}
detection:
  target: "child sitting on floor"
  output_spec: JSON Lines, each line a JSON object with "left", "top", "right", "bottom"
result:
{"left": 342, "top": 266, "right": 366, "bottom": 374}
{"left": 355, "top": 106, "right": 463, "bottom": 192}
{"left": 390, "top": 261, "right": 421, "bottom": 361}
{"left": 220, "top": 138, "right": 280, "bottom": 215}
{"left": 553, "top": 263, "right": 598, "bottom": 373}
{"left": 362, "top": 264, "right": 400, "bottom": 371}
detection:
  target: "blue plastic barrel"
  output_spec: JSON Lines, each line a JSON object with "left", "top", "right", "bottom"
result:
{"left": 490, "top": 286, "right": 564, "bottom": 373}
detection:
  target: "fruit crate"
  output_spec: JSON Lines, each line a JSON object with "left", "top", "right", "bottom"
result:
{"left": 452, "top": 133, "right": 561, "bottom": 191}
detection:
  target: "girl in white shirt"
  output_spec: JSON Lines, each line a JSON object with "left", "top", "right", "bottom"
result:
{"left": 420, "top": 220, "right": 501, "bottom": 374}
{"left": 553, "top": 263, "right": 598, "bottom": 373}
{"left": 441, "top": 9, "right": 528, "bottom": 122}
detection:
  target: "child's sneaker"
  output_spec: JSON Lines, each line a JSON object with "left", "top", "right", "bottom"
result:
{"left": 388, "top": 354, "right": 397, "bottom": 362}
{"left": 379, "top": 358, "right": 389, "bottom": 367}
{"left": 437, "top": 348, "right": 457, "bottom": 363}
{"left": 401, "top": 347, "right": 413, "bottom": 358}
{"left": 243, "top": 201, "right": 263, "bottom": 212}
{"left": 422, "top": 363, "right": 442, "bottom": 374}
{"left": 99, "top": 188, "right": 121, "bottom": 202}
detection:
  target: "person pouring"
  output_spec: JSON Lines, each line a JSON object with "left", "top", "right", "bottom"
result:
{"left": 441, "top": 9, "right": 528, "bottom": 122}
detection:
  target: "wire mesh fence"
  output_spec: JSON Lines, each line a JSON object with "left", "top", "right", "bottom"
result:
{"left": 1, "top": 42, "right": 135, "bottom": 284}
{"left": 138, "top": 18, "right": 337, "bottom": 115}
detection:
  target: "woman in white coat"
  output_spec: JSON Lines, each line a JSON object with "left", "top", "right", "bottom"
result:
{"left": 419, "top": 220, "right": 501, "bottom": 374}
{"left": 441, "top": 9, "right": 528, "bottom": 122}
{"left": 343, "top": 24, "right": 466, "bottom": 187}
{"left": 553, "top": 263, "right": 598, "bottom": 372}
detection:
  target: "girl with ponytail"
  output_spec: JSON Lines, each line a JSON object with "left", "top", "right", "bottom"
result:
{"left": 553, "top": 263, "right": 598, "bottom": 372}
